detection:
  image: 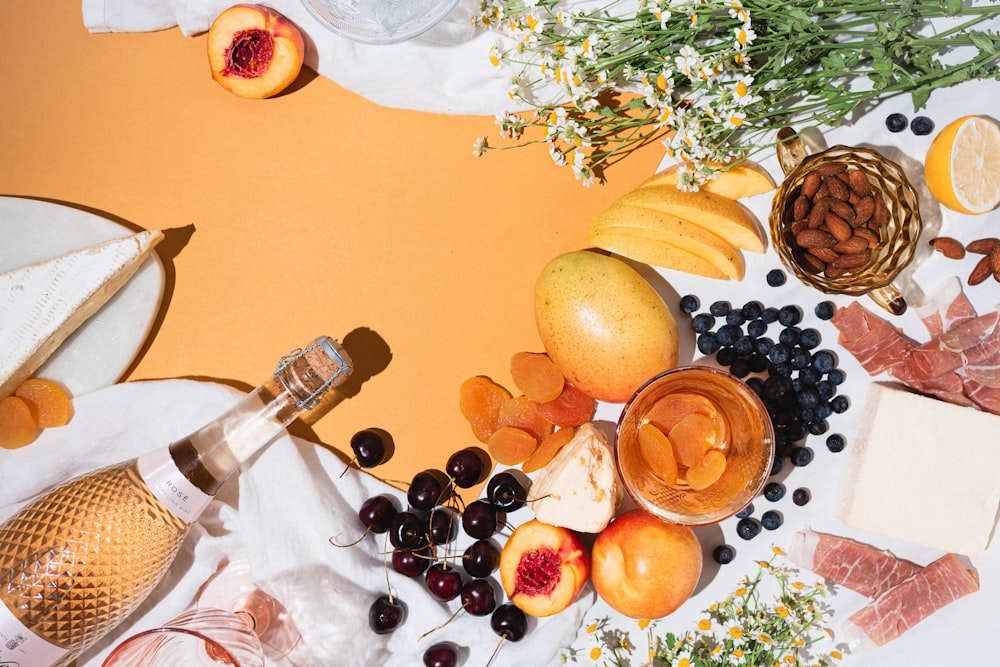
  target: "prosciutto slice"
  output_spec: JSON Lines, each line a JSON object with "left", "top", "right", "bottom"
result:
{"left": 841, "top": 553, "right": 979, "bottom": 649}
{"left": 831, "top": 279, "right": 1000, "bottom": 415}
{"left": 786, "top": 529, "right": 922, "bottom": 598}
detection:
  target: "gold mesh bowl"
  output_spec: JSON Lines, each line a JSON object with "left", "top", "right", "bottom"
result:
{"left": 769, "top": 144, "right": 921, "bottom": 315}
{"left": 615, "top": 366, "right": 774, "bottom": 526}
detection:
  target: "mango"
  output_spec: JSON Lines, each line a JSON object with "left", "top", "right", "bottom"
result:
{"left": 534, "top": 251, "right": 679, "bottom": 403}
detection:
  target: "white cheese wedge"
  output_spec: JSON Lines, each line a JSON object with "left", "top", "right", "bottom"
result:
{"left": 0, "top": 229, "right": 164, "bottom": 398}
{"left": 837, "top": 382, "right": 1000, "bottom": 555}
{"left": 531, "top": 423, "right": 622, "bottom": 533}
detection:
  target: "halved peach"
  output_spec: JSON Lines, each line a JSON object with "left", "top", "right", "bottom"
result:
{"left": 207, "top": 4, "right": 305, "bottom": 99}
{"left": 499, "top": 520, "right": 590, "bottom": 617}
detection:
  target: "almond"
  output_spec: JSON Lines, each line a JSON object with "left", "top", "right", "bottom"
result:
{"left": 872, "top": 191, "right": 888, "bottom": 227}
{"left": 854, "top": 195, "right": 875, "bottom": 224}
{"left": 796, "top": 229, "right": 838, "bottom": 249}
{"left": 929, "top": 236, "right": 966, "bottom": 260}
{"left": 808, "top": 246, "right": 841, "bottom": 263}
{"left": 792, "top": 195, "right": 811, "bottom": 220}
{"left": 831, "top": 249, "right": 871, "bottom": 270}
{"left": 802, "top": 171, "right": 822, "bottom": 198}
{"left": 825, "top": 213, "right": 853, "bottom": 242}
{"left": 795, "top": 250, "right": 826, "bottom": 274}
{"left": 969, "top": 255, "right": 992, "bottom": 286}
{"left": 854, "top": 227, "right": 880, "bottom": 249}
{"left": 991, "top": 247, "right": 1000, "bottom": 279}
{"left": 848, "top": 170, "right": 872, "bottom": 196}
{"left": 827, "top": 198, "right": 856, "bottom": 223}
{"left": 833, "top": 236, "right": 869, "bottom": 254}
{"left": 806, "top": 199, "right": 829, "bottom": 228}
{"left": 815, "top": 161, "right": 848, "bottom": 178}
{"left": 967, "top": 237, "right": 1000, "bottom": 255}
{"left": 825, "top": 175, "right": 850, "bottom": 200}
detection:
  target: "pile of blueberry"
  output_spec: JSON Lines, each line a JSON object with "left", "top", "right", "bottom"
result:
{"left": 343, "top": 430, "right": 529, "bottom": 667}
{"left": 678, "top": 289, "right": 852, "bottom": 561}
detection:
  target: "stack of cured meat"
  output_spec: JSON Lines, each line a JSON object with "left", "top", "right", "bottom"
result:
{"left": 830, "top": 277, "right": 1000, "bottom": 413}
{"left": 788, "top": 529, "right": 979, "bottom": 650}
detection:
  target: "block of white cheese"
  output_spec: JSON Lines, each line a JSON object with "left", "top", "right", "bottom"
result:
{"left": 837, "top": 382, "right": 1000, "bottom": 555}
{"left": 530, "top": 423, "right": 622, "bottom": 533}
{"left": 0, "top": 229, "right": 164, "bottom": 398}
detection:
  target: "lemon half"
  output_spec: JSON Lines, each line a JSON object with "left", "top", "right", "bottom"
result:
{"left": 924, "top": 115, "right": 1000, "bottom": 215}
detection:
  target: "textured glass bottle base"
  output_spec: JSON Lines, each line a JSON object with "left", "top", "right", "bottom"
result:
{"left": 0, "top": 462, "right": 191, "bottom": 662}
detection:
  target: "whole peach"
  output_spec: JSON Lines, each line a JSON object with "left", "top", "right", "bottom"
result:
{"left": 590, "top": 509, "right": 702, "bottom": 619}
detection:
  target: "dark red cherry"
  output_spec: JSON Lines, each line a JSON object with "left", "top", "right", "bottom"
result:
{"left": 422, "top": 642, "right": 459, "bottom": 667}
{"left": 445, "top": 447, "right": 488, "bottom": 488}
{"left": 351, "top": 429, "right": 388, "bottom": 468}
{"left": 389, "top": 511, "right": 429, "bottom": 550}
{"left": 461, "top": 500, "right": 498, "bottom": 539}
{"left": 408, "top": 469, "right": 451, "bottom": 511}
{"left": 358, "top": 495, "right": 397, "bottom": 534}
{"left": 369, "top": 595, "right": 406, "bottom": 634}
{"left": 462, "top": 539, "right": 500, "bottom": 578}
{"left": 461, "top": 578, "right": 497, "bottom": 616}
{"left": 490, "top": 603, "right": 527, "bottom": 641}
{"left": 425, "top": 563, "right": 463, "bottom": 602}
{"left": 392, "top": 546, "right": 431, "bottom": 577}
{"left": 486, "top": 472, "right": 527, "bottom": 512}
{"left": 428, "top": 507, "right": 457, "bottom": 545}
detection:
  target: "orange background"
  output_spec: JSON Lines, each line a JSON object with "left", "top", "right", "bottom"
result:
{"left": 1, "top": 0, "right": 663, "bottom": 487}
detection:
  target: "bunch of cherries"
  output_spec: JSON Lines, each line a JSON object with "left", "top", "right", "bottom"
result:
{"left": 342, "top": 429, "right": 533, "bottom": 667}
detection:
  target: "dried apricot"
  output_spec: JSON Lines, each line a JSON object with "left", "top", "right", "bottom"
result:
{"left": 497, "top": 395, "right": 554, "bottom": 441}
{"left": 685, "top": 449, "right": 727, "bottom": 490}
{"left": 668, "top": 413, "right": 717, "bottom": 467}
{"left": 535, "top": 382, "right": 596, "bottom": 427}
{"left": 459, "top": 376, "right": 513, "bottom": 443}
{"left": 647, "top": 392, "right": 728, "bottom": 454}
{"left": 15, "top": 379, "right": 72, "bottom": 428}
{"left": 510, "top": 351, "right": 565, "bottom": 403}
{"left": 0, "top": 396, "right": 40, "bottom": 450}
{"left": 638, "top": 422, "right": 678, "bottom": 485}
{"left": 488, "top": 426, "right": 539, "bottom": 466}
{"left": 522, "top": 426, "right": 576, "bottom": 473}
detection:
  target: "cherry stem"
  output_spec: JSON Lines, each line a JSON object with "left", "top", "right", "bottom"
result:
{"left": 381, "top": 532, "right": 396, "bottom": 605}
{"left": 327, "top": 527, "right": 371, "bottom": 548}
{"left": 338, "top": 457, "right": 359, "bottom": 479}
{"left": 484, "top": 636, "right": 506, "bottom": 667}
{"left": 418, "top": 604, "right": 465, "bottom": 641}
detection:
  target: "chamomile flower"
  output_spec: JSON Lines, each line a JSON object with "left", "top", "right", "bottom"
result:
{"left": 472, "top": 137, "right": 489, "bottom": 156}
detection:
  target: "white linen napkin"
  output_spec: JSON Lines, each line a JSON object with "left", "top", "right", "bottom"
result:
{"left": 80, "top": 0, "right": 516, "bottom": 116}
{"left": 0, "top": 379, "right": 591, "bottom": 666}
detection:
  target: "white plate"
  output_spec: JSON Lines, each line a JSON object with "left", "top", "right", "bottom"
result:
{"left": 0, "top": 196, "right": 165, "bottom": 398}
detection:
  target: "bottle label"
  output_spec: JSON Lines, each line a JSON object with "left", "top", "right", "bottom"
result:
{"left": 0, "top": 602, "right": 69, "bottom": 665}
{"left": 137, "top": 447, "right": 213, "bottom": 523}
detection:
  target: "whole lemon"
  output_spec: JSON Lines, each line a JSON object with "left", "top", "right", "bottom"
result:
{"left": 534, "top": 251, "right": 679, "bottom": 403}
{"left": 924, "top": 115, "right": 1000, "bottom": 215}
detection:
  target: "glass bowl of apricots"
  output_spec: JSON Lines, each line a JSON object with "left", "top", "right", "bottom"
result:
{"left": 615, "top": 366, "right": 775, "bottom": 526}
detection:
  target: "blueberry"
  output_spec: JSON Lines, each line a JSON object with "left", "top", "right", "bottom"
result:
{"left": 797, "top": 387, "right": 820, "bottom": 408}
{"left": 790, "top": 446, "right": 814, "bottom": 466}
{"left": 716, "top": 346, "right": 737, "bottom": 366}
{"left": 680, "top": 294, "right": 700, "bottom": 314}
{"left": 697, "top": 333, "right": 721, "bottom": 355}
{"left": 778, "top": 305, "right": 802, "bottom": 327}
{"left": 911, "top": 115, "right": 934, "bottom": 135}
{"left": 799, "top": 328, "right": 821, "bottom": 349}
{"left": 885, "top": 112, "right": 908, "bottom": 133}
{"left": 770, "top": 456, "right": 784, "bottom": 477}
{"left": 826, "top": 433, "right": 846, "bottom": 453}
{"left": 779, "top": 327, "right": 801, "bottom": 347}
{"left": 792, "top": 488, "right": 812, "bottom": 506}
{"left": 763, "top": 482, "right": 786, "bottom": 502}
{"left": 761, "top": 307, "right": 780, "bottom": 324}
{"left": 830, "top": 395, "right": 850, "bottom": 413}
{"left": 748, "top": 354, "right": 769, "bottom": 373}
{"left": 815, "top": 402, "right": 833, "bottom": 419}
{"left": 754, "top": 337, "right": 775, "bottom": 357}
{"left": 798, "top": 367, "right": 821, "bottom": 386}
{"left": 769, "top": 344, "right": 791, "bottom": 365}
{"left": 790, "top": 348, "right": 811, "bottom": 371}
{"left": 709, "top": 300, "right": 732, "bottom": 317}
{"left": 747, "top": 319, "right": 768, "bottom": 338}
{"left": 814, "top": 301, "right": 836, "bottom": 320}
{"left": 769, "top": 361, "right": 792, "bottom": 378}
{"left": 713, "top": 544, "right": 736, "bottom": 565}
{"left": 716, "top": 324, "right": 742, "bottom": 347}
{"left": 812, "top": 350, "right": 836, "bottom": 373}
{"left": 726, "top": 309, "right": 747, "bottom": 327}
{"left": 742, "top": 300, "right": 764, "bottom": 320}
{"left": 761, "top": 510, "right": 783, "bottom": 530}
{"left": 746, "top": 376, "right": 765, "bottom": 395}
{"left": 733, "top": 335, "right": 755, "bottom": 356}
{"left": 766, "top": 269, "right": 787, "bottom": 287}
{"left": 735, "top": 503, "right": 754, "bottom": 519}
{"left": 807, "top": 419, "right": 829, "bottom": 436}
{"left": 737, "top": 517, "right": 762, "bottom": 540}
{"left": 816, "top": 380, "right": 835, "bottom": 400}
{"left": 730, "top": 358, "right": 751, "bottom": 378}
{"left": 827, "top": 368, "right": 846, "bottom": 386}
{"left": 691, "top": 313, "right": 715, "bottom": 334}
